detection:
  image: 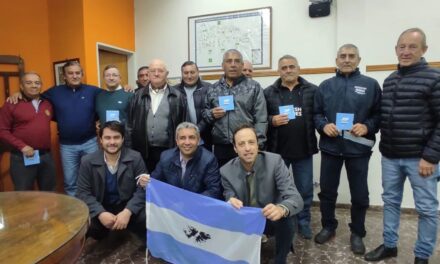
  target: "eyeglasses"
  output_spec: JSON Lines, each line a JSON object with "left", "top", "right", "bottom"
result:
{"left": 104, "top": 74, "right": 120, "bottom": 78}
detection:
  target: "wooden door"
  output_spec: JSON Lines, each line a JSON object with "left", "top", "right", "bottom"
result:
{"left": 98, "top": 50, "right": 129, "bottom": 87}
{"left": 0, "top": 63, "right": 22, "bottom": 191}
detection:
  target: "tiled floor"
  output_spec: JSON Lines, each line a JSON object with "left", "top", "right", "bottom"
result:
{"left": 77, "top": 207, "right": 440, "bottom": 263}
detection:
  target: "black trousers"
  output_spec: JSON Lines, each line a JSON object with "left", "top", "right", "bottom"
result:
{"left": 264, "top": 216, "right": 295, "bottom": 264}
{"left": 146, "top": 146, "right": 168, "bottom": 173}
{"left": 87, "top": 203, "right": 146, "bottom": 245}
{"left": 318, "top": 152, "right": 370, "bottom": 237}
{"left": 213, "top": 144, "right": 237, "bottom": 167}
{"left": 9, "top": 151, "right": 56, "bottom": 191}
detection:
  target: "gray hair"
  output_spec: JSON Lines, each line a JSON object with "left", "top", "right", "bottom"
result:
{"left": 20, "top": 71, "right": 42, "bottom": 85}
{"left": 175, "top": 122, "right": 200, "bottom": 138}
{"left": 222, "top": 49, "right": 243, "bottom": 63}
{"left": 278, "top": 55, "right": 298, "bottom": 65}
{"left": 398, "top": 27, "right": 427, "bottom": 48}
{"left": 337, "top": 43, "right": 360, "bottom": 57}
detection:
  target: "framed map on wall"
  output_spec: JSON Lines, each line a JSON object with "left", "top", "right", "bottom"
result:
{"left": 188, "top": 7, "right": 272, "bottom": 72}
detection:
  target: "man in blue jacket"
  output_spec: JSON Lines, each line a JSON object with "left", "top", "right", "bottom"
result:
{"left": 313, "top": 44, "right": 381, "bottom": 254}
{"left": 138, "top": 122, "right": 222, "bottom": 199}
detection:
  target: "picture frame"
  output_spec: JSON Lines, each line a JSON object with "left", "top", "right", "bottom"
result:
{"left": 53, "top": 58, "right": 80, "bottom": 86}
{"left": 188, "top": 7, "right": 272, "bottom": 72}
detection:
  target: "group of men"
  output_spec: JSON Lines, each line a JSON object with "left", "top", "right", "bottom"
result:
{"left": 0, "top": 27, "right": 439, "bottom": 264}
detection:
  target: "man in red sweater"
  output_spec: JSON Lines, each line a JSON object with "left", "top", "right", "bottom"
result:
{"left": 0, "top": 72, "right": 56, "bottom": 191}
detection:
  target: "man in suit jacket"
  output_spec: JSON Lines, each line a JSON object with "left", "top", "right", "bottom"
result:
{"left": 220, "top": 124, "right": 303, "bottom": 264}
{"left": 76, "top": 121, "right": 146, "bottom": 244}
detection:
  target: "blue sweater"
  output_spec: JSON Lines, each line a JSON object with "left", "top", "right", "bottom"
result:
{"left": 43, "top": 84, "right": 101, "bottom": 144}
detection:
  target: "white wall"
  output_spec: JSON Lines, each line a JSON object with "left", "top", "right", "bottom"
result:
{"left": 135, "top": 0, "right": 440, "bottom": 208}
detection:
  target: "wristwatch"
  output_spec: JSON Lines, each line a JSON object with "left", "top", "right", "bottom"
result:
{"left": 277, "top": 204, "right": 290, "bottom": 218}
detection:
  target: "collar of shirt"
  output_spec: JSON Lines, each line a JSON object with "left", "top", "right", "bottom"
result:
{"left": 104, "top": 152, "right": 121, "bottom": 174}
{"left": 31, "top": 98, "right": 42, "bottom": 112}
{"left": 149, "top": 84, "right": 167, "bottom": 95}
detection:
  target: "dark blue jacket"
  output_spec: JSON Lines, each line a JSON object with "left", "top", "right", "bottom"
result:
{"left": 151, "top": 146, "right": 222, "bottom": 199}
{"left": 313, "top": 69, "right": 381, "bottom": 157}
{"left": 43, "top": 84, "right": 101, "bottom": 144}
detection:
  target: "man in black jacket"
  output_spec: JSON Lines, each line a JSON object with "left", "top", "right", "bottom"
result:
{"left": 365, "top": 28, "right": 440, "bottom": 264}
{"left": 174, "top": 61, "right": 212, "bottom": 151}
{"left": 126, "top": 59, "right": 187, "bottom": 172}
{"left": 264, "top": 55, "right": 318, "bottom": 239}
{"left": 313, "top": 44, "right": 381, "bottom": 254}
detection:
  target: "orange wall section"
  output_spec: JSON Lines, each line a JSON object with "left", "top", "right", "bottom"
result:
{"left": 0, "top": 0, "right": 135, "bottom": 192}
{"left": 47, "top": 0, "right": 87, "bottom": 83}
{"left": 0, "top": 0, "right": 63, "bottom": 192}
{"left": 82, "top": 0, "right": 135, "bottom": 85}
{"left": 0, "top": 0, "right": 52, "bottom": 89}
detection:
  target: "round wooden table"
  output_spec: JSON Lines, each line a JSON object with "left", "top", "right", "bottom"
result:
{"left": 0, "top": 191, "right": 89, "bottom": 263}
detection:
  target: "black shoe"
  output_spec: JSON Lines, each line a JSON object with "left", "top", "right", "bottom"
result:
{"left": 414, "top": 257, "right": 428, "bottom": 264}
{"left": 364, "top": 244, "right": 397, "bottom": 261}
{"left": 350, "top": 233, "right": 365, "bottom": 255}
{"left": 298, "top": 224, "right": 313, "bottom": 239}
{"left": 314, "top": 228, "right": 335, "bottom": 244}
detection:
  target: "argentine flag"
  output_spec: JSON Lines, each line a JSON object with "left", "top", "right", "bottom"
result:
{"left": 146, "top": 179, "right": 266, "bottom": 264}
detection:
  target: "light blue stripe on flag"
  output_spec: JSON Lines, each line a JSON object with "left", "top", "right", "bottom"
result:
{"left": 148, "top": 230, "right": 247, "bottom": 264}
{"left": 146, "top": 179, "right": 266, "bottom": 264}
{"left": 147, "top": 178, "right": 265, "bottom": 235}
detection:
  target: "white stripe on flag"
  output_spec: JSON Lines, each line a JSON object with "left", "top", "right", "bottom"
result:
{"left": 147, "top": 201, "right": 261, "bottom": 264}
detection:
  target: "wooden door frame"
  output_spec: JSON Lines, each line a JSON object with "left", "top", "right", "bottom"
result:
{"left": 96, "top": 43, "right": 135, "bottom": 88}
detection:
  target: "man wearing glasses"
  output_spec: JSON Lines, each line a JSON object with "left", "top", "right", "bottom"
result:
{"left": 95, "top": 65, "right": 133, "bottom": 127}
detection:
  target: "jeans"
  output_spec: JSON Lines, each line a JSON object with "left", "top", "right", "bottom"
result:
{"left": 381, "top": 157, "right": 439, "bottom": 259}
{"left": 264, "top": 216, "right": 295, "bottom": 264}
{"left": 318, "top": 152, "right": 370, "bottom": 237}
{"left": 284, "top": 156, "right": 313, "bottom": 229}
{"left": 60, "top": 137, "right": 98, "bottom": 196}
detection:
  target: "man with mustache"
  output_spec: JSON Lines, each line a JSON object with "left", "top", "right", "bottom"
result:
{"left": 174, "top": 61, "right": 213, "bottom": 151}
{"left": 264, "top": 55, "right": 318, "bottom": 239}
{"left": 0, "top": 72, "right": 56, "bottom": 191}
{"left": 76, "top": 121, "right": 146, "bottom": 244}
{"left": 313, "top": 44, "right": 381, "bottom": 255}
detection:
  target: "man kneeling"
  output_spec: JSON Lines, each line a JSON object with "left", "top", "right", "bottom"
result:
{"left": 76, "top": 121, "right": 146, "bottom": 244}
{"left": 221, "top": 124, "right": 304, "bottom": 264}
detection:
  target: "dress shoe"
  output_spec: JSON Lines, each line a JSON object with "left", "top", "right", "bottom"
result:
{"left": 414, "top": 257, "right": 428, "bottom": 264}
{"left": 314, "top": 228, "right": 335, "bottom": 244}
{"left": 364, "top": 244, "right": 397, "bottom": 261}
{"left": 350, "top": 233, "right": 365, "bottom": 255}
{"left": 299, "top": 224, "right": 313, "bottom": 239}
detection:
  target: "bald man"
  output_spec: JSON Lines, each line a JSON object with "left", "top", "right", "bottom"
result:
{"left": 126, "top": 59, "right": 187, "bottom": 172}
{"left": 242, "top": 60, "right": 254, "bottom": 78}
